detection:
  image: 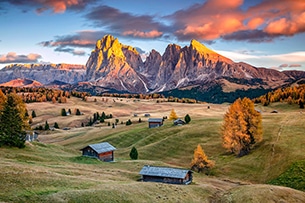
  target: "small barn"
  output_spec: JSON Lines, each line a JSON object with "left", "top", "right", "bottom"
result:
{"left": 148, "top": 118, "right": 164, "bottom": 128}
{"left": 81, "top": 142, "right": 116, "bottom": 162}
{"left": 174, "top": 119, "right": 186, "bottom": 126}
{"left": 139, "top": 165, "right": 193, "bottom": 185}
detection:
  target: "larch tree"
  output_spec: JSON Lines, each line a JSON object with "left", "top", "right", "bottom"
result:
{"left": 191, "top": 144, "right": 215, "bottom": 174}
{"left": 222, "top": 97, "right": 262, "bottom": 157}
{"left": 169, "top": 109, "right": 178, "bottom": 120}
{"left": 0, "top": 92, "right": 29, "bottom": 148}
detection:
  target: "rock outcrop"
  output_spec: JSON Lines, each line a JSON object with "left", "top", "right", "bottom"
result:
{"left": 0, "top": 63, "right": 85, "bottom": 85}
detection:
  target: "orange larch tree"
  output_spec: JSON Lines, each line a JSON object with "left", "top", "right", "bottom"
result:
{"left": 190, "top": 144, "right": 215, "bottom": 174}
{"left": 222, "top": 97, "right": 262, "bottom": 157}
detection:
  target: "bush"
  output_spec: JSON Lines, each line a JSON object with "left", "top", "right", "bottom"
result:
{"left": 184, "top": 114, "right": 191, "bottom": 124}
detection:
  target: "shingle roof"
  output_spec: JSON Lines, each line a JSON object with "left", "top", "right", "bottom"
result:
{"left": 139, "top": 165, "right": 191, "bottom": 179}
{"left": 148, "top": 118, "right": 163, "bottom": 122}
{"left": 84, "top": 142, "right": 116, "bottom": 154}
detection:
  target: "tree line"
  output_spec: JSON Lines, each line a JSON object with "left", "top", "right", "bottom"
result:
{"left": 0, "top": 86, "right": 90, "bottom": 103}
{"left": 254, "top": 84, "right": 305, "bottom": 108}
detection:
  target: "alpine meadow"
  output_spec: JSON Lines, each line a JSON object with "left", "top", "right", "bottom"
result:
{"left": 1, "top": 0, "right": 305, "bottom": 202}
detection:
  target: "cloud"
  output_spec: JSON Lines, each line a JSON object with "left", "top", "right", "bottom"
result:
{"left": 279, "top": 64, "right": 288, "bottom": 68}
{"left": 122, "top": 30, "right": 163, "bottom": 38}
{"left": 85, "top": 5, "right": 166, "bottom": 39}
{"left": 221, "top": 30, "right": 277, "bottom": 42}
{"left": 38, "top": 30, "right": 106, "bottom": 55}
{"left": 167, "top": 0, "right": 305, "bottom": 42}
{"left": 0, "top": 52, "right": 42, "bottom": 63}
{"left": 1, "top": 0, "right": 97, "bottom": 13}
{"left": 289, "top": 64, "right": 302, "bottom": 68}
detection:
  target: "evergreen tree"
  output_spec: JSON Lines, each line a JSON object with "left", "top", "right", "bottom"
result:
{"left": 190, "top": 144, "right": 214, "bottom": 174}
{"left": 101, "top": 112, "right": 106, "bottom": 119}
{"left": 138, "top": 118, "right": 142, "bottom": 123}
{"left": 54, "top": 122, "right": 59, "bottom": 129}
{"left": 61, "top": 108, "right": 67, "bottom": 116}
{"left": 222, "top": 98, "right": 263, "bottom": 157}
{"left": 129, "top": 146, "right": 138, "bottom": 160}
{"left": 68, "top": 109, "right": 72, "bottom": 115}
{"left": 31, "top": 110, "right": 37, "bottom": 118}
{"left": 126, "top": 119, "right": 132, "bottom": 126}
{"left": 0, "top": 93, "right": 28, "bottom": 148}
{"left": 76, "top": 108, "right": 81, "bottom": 115}
{"left": 81, "top": 122, "right": 84, "bottom": 127}
{"left": 169, "top": 109, "right": 178, "bottom": 120}
{"left": 112, "top": 123, "right": 115, "bottom": 128}
{"left": 44, "top": 121, "right": 50, "bottom": 130}
{"left": 184, "top": 114, "right": 191, "bottom": 124}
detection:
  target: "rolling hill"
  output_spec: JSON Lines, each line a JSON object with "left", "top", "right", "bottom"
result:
{"left": 1, "top": 96, "right": 305, "bottom": 202}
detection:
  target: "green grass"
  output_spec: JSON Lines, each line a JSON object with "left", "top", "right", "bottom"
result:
{"left": 1, "top": 100, "right": 305, "bottom": 202}
{"left": 268, "top": 160, "right": 305, "bottom": 191}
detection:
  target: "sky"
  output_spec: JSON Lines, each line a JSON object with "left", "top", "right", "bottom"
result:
{"left": 0, "top": 0, "right": 305, "bottom": 71}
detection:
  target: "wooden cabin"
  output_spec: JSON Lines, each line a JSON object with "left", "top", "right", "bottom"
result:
{"left": 81, "top": 142, "right": 116, "bottom": 162}
{"left": 139, "top": 165, "right": 193, "bottom": 185}
{"left": 148, "top": 118, "right": 164, "bottom": 128}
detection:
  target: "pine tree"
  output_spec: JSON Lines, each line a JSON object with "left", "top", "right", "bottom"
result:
{"left": 0, "top": 93, "right": 28, "bottom": 148}
{"left": 184, "top": 114, "right": 191, "bottom": 124}
{"left": 61, "top": 108, "right": 67, "bottom": 116}
{"left": 129, "top": 146, "right": 138, "bottom": 160}
{"left": 44, "top": 121, "right": 50, "bottom": 130}
{"left": 222, "top": 98, "right": 263, "bottom": 157}
{"left": 76, "top": 108, "right": 81, "bottom": 115}
{"left": 169, "top": 109, "right": 178, "bottom": 120}
{"left": 190, "top": 144, "right": 214, "bottom": 173}
{"left": 54, "top": 122, "right": 59, "bottom": 129}
{"left": 31, "top": 110, "right": 37, "bottom": 118}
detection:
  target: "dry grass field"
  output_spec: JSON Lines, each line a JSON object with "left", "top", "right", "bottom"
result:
{"left": 1, "top": 96, "right": 305, "bottom": 202}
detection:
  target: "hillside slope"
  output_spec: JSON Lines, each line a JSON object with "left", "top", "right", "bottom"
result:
{"left": 1, "top": 97, "right": 303, "bottom": 202}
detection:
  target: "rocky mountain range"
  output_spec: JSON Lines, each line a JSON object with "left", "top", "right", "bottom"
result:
{"left": 1, "top": 35, "right": 305, "bottom": 103}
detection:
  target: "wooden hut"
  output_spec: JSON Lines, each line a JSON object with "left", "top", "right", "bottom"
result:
{"left": 139, "top": 165, "right": 193, "bottom": 185}
{"left": 81, "top": 142, "right": 116, "bottom": 162}
{"left": 148, "top": 118, "right": 164, "bottom": 128}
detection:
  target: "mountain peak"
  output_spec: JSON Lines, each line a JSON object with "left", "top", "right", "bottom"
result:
{"left": 190, "top": 39, "right": 216, "bottom": 55}
{"left": 190, "top": 39, "right": 233, "bottom": 64}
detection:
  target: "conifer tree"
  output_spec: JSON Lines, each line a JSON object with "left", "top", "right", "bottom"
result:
{"left": 31, "top": 110, "right": 37, "bottom": 118}
{"left": 190, "top": 144, "right": 214, "bottom": 173}
{"left": 169, "top": 109, "right": 178, "bottom": 120}
{"left": 184, "top": 114, "right": 191, "bottom": 124}
{"left": 54, "top": 122, "right": 59, "bottom": 129}
{"left": 0, "top": 93, "right": 28, "bottom": 148}
{"left": 44, "top": 121, "right": 50, "bottom": 130}
{"left": 129, "top": 146, "right": 138, "bottom": 160}
{"left": 61, "top": 108, "right": 67, "bottom": 116}
{"left": 222, "top": 97, "right": 262, "bottom": 157}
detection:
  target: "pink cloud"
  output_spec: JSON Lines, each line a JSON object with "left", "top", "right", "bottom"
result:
{"left": 0, "top": 52, "right": 41, "bottom": 63}
{"left": 170, "top": 0, "right": 305, "bottom": 42}
{"left": 122, "top": 30, "right": 163, "bottom": 38}
{"left": 3, "top": 0, "right": 96, "bottom": 13}
{"left": 247, "top": 17, "right": 264, "bottom": 29}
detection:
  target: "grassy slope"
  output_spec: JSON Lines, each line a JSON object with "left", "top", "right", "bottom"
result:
{"left": 1, "top": 97, "right": 305, "bottom": 202}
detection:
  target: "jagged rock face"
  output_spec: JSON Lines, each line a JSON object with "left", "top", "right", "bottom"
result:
{"left": 0, "top": 64, "right": 85, "bottom": 84}
{"left": 85, "top": 35, "right": 147, "bottom": 92}
{"left": 1, "top": 35, "right": 305, "bottom": 99}
{"left": 142, "top": 49, "right": 162, "bottom": 90}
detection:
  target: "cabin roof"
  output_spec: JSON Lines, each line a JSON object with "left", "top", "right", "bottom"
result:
{"left": 82, "top": 142, "right": 116, "bottom": 154}
{"left": 148, "top": 118, "right": 163, "bottom": 122}
{"left": 139, "top": 165, "right": 191, "bottom": 179}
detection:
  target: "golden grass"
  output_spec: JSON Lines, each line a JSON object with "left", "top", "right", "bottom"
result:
{"left": 0, "top": 97, "right": 305, "bottom": 202}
